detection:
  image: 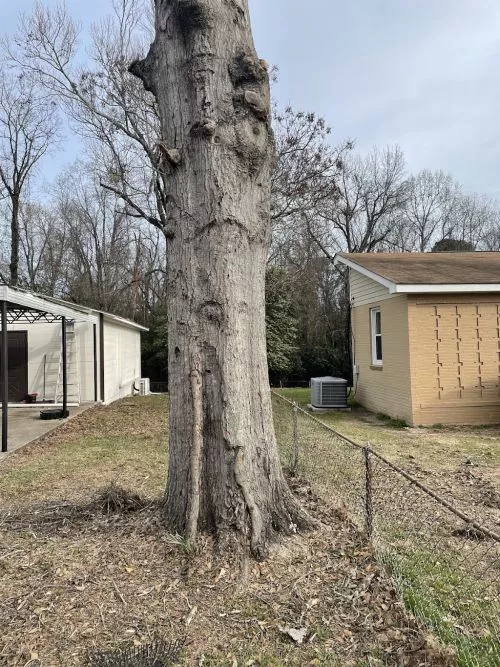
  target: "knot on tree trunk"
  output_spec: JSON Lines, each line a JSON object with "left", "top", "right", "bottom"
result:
{"left": 243, "top": 90, "right": 268, "bottom": 120}
{"left": 227, "top": 0, "right": 246, "bottom": 24}
{"left": 190, "top": 119, "right": 217, "bottom": 138}
{"left": 157, "top": 143, "right": 182, "bottom": 168}
{"left": 175, "top": 0, "right": 214, "bottom": 39}
{"left": 229, "top": 52, "right": 268, "bottom": 88}
{"left": 129, "top": 56, "right": 158, "bottom": 96}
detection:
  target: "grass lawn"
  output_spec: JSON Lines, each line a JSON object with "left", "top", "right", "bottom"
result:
{"left": 389, "top": 549, "right": 500, "bottom": 667}
{"left": 274, "top": 388, "right": 500, "bottom": 667}
{"left": 275, "top": 386, "right": 500, "bottom": 528}
{"left": 276, "top": 388, "right": 500, "bottom": 478}
{"left": 0, "top": 396, "right": 453, "bottom": 667}
{"left": 0, "top": 397, "right": 168, "bottom": 505}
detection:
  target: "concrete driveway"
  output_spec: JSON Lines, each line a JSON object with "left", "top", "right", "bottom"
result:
{"left": 0, "top": 405, "right": 93, "bottom": 460}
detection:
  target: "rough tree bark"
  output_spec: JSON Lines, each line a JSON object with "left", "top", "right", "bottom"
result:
{"left": 130, "top": 0, "right": 312, "bottom": 559}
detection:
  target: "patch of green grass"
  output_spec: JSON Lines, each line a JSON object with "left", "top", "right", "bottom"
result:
{"left": 274, "top": 387, "right": 358, "bottom": 410}
{"left": 275, "top": 387, "right": 310, "bottom": 408}
{"left": 387, "top": 549, "right": 500, "bottom": 667}
{"left": 376, "top": 413, "right": 408, "bottom": 428}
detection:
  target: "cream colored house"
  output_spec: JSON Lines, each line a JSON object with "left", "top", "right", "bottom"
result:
{"left": 1, "top": 286, "right": 147, "bottom": 407}
{"left": 335, "top": 252, "right": 500, "bottom": 426}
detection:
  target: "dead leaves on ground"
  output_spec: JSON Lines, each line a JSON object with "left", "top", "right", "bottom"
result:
{"left": 0, "top": 481, "right": 453, "bottom": 666}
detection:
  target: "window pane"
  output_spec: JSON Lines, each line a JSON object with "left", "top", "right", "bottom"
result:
{"left": 371, "top": 308, "right": 382, "bottom": 364}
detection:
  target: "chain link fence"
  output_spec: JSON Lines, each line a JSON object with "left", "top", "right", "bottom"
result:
{"left": 272, "top": 392, "right": 500, "bottom": 667}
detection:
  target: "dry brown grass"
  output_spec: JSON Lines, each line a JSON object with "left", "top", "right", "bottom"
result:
{"left": 0, "top": 397, "right": 168, "bottom": 506}
{"left": 0, "top": 482, "right": 451, "bottom": 667}
{"left": 276, "top": 389, "right": 500, "bottom": 523}
{"left": 0, "top": 396, "right": 452, "bottom": 666}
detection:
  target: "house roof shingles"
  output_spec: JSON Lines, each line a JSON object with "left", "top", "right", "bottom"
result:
{"left": 337, "top": 252, "right": 500, "bottom": 286}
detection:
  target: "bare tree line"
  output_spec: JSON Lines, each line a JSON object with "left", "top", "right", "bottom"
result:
{"left": 272, "top": 145, "right": 500, "bottom": 264}
{"left": 0, "top": 161, "right": 166, "bottom": 318}
{"left": 0, "top": 0, "right": 166, "bottom": 317}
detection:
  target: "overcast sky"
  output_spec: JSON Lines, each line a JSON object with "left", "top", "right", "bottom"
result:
{"left": 2, "top": 0, "right": 500, "bottom": 196}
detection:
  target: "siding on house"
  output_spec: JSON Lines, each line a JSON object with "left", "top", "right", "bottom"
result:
{"left": 352, "top": 293, "right": 413, "bottom": 423}
{"left": 349, "top": 269, "right": 393, "bottom": 307}
{"left": 9, "top": 321, "right": 97, "bottom": 403}
{"left": 340, "top": 254, "right": 500, "bottom": 426}
{"left": 77, "top": 322, "right": 99, "bottom": 403}
{"left": 408, "top": 293, "right": 500, "bottom": 425}
{"left": 102, "top": 318, "right": 142, "bottom": 404}
{"left": 9, "top": 317, "right": 142, "bottom": 405}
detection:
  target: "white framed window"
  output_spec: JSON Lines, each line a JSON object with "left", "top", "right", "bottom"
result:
{"left": 370, "top": 307, "right": 382, "bottom": 366}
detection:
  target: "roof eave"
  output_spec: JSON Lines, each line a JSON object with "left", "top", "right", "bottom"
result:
{"left": 334, "top": 256, "right": 500, "bottom": 294}
{"left": 394, "top": 284, "right": 500, "bottom": 293}
{"left": 102, "top": 311, "right": 148, "bottom": 332}
{"left": 334, "top": 255, "right": 398, "bottom": 293}
{"left": 0, "top": 286, "right": 148, "bottom": 330}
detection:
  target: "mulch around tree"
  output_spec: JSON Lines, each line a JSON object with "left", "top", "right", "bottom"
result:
{"left": 0, "top": 480, "right": 454, "bottom": 666}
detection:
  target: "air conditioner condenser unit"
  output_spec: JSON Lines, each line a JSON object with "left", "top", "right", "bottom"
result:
{"left": 139, "top": 378, "right": 150, "bottom": 396}
{"left": 310, "top": 376, "right": 348, "bottom": 409}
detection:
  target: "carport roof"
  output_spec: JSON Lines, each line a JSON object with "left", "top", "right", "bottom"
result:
{"left": 0, "top": 285, "right": 147, "bottom": 330}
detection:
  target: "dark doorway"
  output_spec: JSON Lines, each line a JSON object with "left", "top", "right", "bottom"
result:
{"left": 0, "top": 331, "right": 28, "bottom": 402}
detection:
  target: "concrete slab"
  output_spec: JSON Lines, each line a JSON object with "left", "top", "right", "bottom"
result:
{"left": 0, "top": 404, "right": 94, "bottom": 461}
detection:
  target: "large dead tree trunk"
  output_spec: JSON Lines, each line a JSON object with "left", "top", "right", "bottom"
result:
{"left": 130, "top": 0, "right": 311, "bottom": 559}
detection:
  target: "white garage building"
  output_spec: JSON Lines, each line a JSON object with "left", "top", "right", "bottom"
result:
{"left": 0, "top": 285, "right": 147, "bottom": 451}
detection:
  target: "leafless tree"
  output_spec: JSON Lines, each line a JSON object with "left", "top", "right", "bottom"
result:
{"left": 15, "top": 160, "right": 167, "bottom": 321}
{"left": 51, "top": 163, "right": 140, "bottom": 314}
{"left": 392, "top": 170, "right": 460, "bottom": 251}
{"left": 10, "top": 0, "right": 166, "bottom": 234}
{"left": 449, "top": 194, "right": 497, "bottom": 249}
{"left": 308, "top": 145, "right": 407, "bottom": 259}
{"left": 18, "top": 201, "right": 68, "bottom": 293}
{"left": 0, "top": 69, "right": 59, "bottom": 285}
{"left": 269, "top": 106, "right": 351, "bottom": 264}
{"left": 482, "top": 211, "right": 500, "bottom": 250}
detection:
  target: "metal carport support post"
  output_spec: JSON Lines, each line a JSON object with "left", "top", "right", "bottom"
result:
{"left": 62, "top": 316, "right": 68, "bottom": 418}
{"left": 1, "top": 300, "right": 8, "bottom": 452}
{"left": 99, "top": 313, "right": 105, "bottom": 402}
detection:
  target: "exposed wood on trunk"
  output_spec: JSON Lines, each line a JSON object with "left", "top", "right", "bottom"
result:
{"left": 186, "top": 365, "right": 203, "bottom": 545}
{"left": 131, "top": 0, "right": 313, "bottom": 559}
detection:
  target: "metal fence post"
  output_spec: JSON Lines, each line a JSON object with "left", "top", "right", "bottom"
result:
{"left": 292, "top": 401, "right": 299, "bottom": 474}
{"left": 364, "top": 447, "right": 373, "bottom": 539}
